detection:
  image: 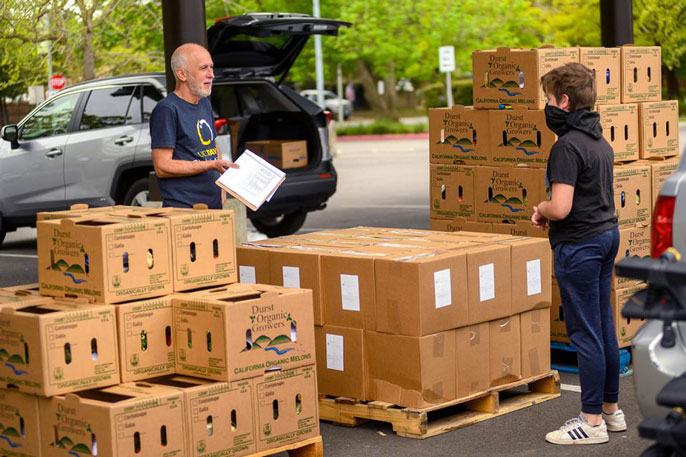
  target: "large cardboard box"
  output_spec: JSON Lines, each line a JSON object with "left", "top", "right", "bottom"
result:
{"left": 489, "top": 315, "right": 522, "bottom": 386}
{"left": 237, "top": 245, "right": 271, "bottom": 284}
{"left": 39, "top": 383, "right": 187, "bottom": 457}
{"left": 374, "top": 250, "right": 469, "bottom": 336}
{"left": 491, "top": 221, "right": 547, "bottom": 238}
{"left": 142, "top": 207, "right": 237, "bottom": 292}
{"left": 0, "top": 283, "right": 41, "bottom": 296}
{"left": 116, "top": 296, "right": 175, "bottom": 382}
{"left": 455, "top": 323, "right": 490, "bottom": 398}
{"left": 597, "top": 103, "right": 639, "bottom": 162}
{"left": 580, "top": 47, "right": 621, "bottom": 105}
{"left": 614, "top": 224, "right": 651, "bottom": 289}
{"left": 0, "top": 289, "right": 51, "bottom": 307}
{"left": 429, "top": 164, "right": 476, "bottom": 220}
{"left": 621, "top": 46, "right": 662, "bottom": 103}
{"left": 430, "top": 218, "right": 492, "bottom": 233}
{"left": 37, "top": 216, "right": 173, "bottom": 303}
{"left": 0, "top": 389, "right": 41, "bottom": 457}
{"left": 475, "top": 166, "right": 547, "bottom": 223}
{"left": 647, "top": 157, "right": 681, "bottom": 207}
{"left": 268, "top": 248, "right": 325, "bottom": 325}
{"left": 36, "top": 204, "right": 130, "bottom": 221}
{"left": 366, "top": 330, "right": 456, "bottom": 408}
{"left": 462, "top": 244, "right": 512, "bottom": 325}
{"left": 552, "top": 282, "right": 646, "bottom": 348}
{"left": 173, "top": 284, "right": 315, "bottom": 381}
{"left": 472, "top": 47, "right": 580, "bottom": 109}
{"left": 520, "top": 309, "right": 551, "bottom": 379}
{"left": 252, "top": 365, "right": 319, "bottom": 452}
{"left": 147, "top": 375, "right": 256, "bottom": 457}
{"left": 488, "top": 109, "right": 556, "bottom": 168}
{"left": 0, "top": 299, "right": 119, "bottom": 396}
{"left": 639, "top": 100, "right": 680, "bottom": 159}
{"left": 245, "top": 140, "right": 308, "bottom": 169}
{"left": 614, "top": 163, "right": 652, "bottom": 227}
{"left": 428, "top": 105, "right": 490, "bottom": 165}
{"left": 315, "top": 325, "right": 367, "bottom": 400}
{"left": 497, "top": 237, "right": 552, "bottom": 314}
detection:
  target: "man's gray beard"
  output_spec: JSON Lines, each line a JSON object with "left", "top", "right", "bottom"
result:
{"left": 188, "top": 77, "right": 211, "bottom": 98}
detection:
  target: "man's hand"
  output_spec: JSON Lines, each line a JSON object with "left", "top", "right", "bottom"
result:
{"left": 531, "top": 205, "right": 548, "bottom": 230}
{"left": 210, "top": 160, "right": 239, "bottom": 174}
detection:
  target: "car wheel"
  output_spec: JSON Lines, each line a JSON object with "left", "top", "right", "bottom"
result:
{"left": 251, "top": 211, "right": 307, "bottom": 238}
{"left": 123, "top": 178, "right": 150, "bottom": 206}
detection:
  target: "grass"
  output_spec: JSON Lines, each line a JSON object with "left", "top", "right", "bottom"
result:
{"left": 336, "top": 120, "right": 428, "bottom": 136}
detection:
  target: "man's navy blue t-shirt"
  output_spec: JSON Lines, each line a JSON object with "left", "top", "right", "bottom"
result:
{"left": 150, "top": 93, "right": 221, "bottom": 209}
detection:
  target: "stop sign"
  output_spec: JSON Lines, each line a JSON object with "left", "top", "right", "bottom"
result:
{"left": 49, "top": 74, "right": 66, "bottom": 91}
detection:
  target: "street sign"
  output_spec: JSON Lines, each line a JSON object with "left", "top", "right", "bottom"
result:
{"left": 49, "top": 74, "right": 66, "bottom": 91}
{"left": 439, "top": 46, "right": 455, "bottom": 73}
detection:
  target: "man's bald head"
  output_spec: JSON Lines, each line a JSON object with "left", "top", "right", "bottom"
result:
{"left": 171, "top": 43, "right": 208, "bottom": 77}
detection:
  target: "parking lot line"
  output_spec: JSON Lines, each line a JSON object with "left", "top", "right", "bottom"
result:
{"left": 561, "top": 383, "right": 581, "bottom": 393}
{"left": 0, "top": 253, "right": 38, "bottom": 259}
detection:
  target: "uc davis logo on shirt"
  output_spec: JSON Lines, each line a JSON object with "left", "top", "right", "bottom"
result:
{"left": 196, "top": 119, "right": 214, "bottom": 146}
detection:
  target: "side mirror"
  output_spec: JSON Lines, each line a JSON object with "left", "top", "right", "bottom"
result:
{"left": 1, "top": 125, "right": 19, "bottom": 149}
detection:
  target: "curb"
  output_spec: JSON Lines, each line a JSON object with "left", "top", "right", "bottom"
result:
{"left": 337, "top": 132, "right": 429, "bottom": 142}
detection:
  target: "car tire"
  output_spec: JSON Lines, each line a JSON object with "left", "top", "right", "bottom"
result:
{"left": 0, "top": 218, "right": 6, "bottom": 248}
{"left": 123, "top": 178, "right": 150, "bottom": 206}
{"left": 251, "top": 211, "right": 307, "bottom": 238}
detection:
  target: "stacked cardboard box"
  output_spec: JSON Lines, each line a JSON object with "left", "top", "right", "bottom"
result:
{"left": 237, "top": 227, "right": 552, "bottom": 408}
{"left": 0, "top": 204, "right": 320, "bottom": 457}
{"left": 429, "top": 44, "right": 679, "bottom": 350}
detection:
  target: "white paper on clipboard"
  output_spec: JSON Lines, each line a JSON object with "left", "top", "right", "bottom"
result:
{"left": 215, "top": 149, "right": 286, "bottom": 211}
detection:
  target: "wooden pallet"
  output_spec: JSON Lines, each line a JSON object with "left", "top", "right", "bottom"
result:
{"left": 248, "top": 436, "right": 323, "bottom": 457}
{"left": 319, "top": 370, "right": 561, "bottom": 439}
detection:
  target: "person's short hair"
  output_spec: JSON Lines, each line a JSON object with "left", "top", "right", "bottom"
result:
{"left": 540, "top": 62, "right": 597, "bottom": 111}
{"left": 170, "top": 48, "right": 188, "bottom": 78}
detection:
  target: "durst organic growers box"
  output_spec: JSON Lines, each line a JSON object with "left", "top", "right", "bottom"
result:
{"left": 621, "top": 46, "right": 662, "bottom": 103}
{"left": 614, "top": 224, "right": 651, "bottom": 289}
{"left": 491, "top": 221, "right": 547, "bottom": 238}
{"left": 428, "top": 105, "right": 490, "bottom": 165}
{"left": 638, "top": 100, "right": 680, "bottom": 159}
{"left": 646, "top": 157, "right": 681, "bottom": 208}
{"left": 488, "top": 108, "right": 556, "bottom": 168}
{"left": 173, "top": 283, "right": 315, "bottom": 381}
{"left": 475, "top": 166, "right": 547, "bottom": 223}
{"left": 429, "top": 164, "right": 476, "bottom": 220}
{"left": 0, "top": 389, "right": 41, "bottom": 457}
{"left": 580, "top": 47, "right": 621, "bottom": 105}
{"left": 147, "top": 375, "right": 256, "bottom": 457}
{"left": 37, "top": 215, "right": 173, "bottom": 303}
{"left": 614, "top": 163, "right": 652, "bottom": 227}
{"left": 0, "top": 299, "right": 119, "bottom": 396}
{"left": 252, "top": 365, "right": 319, "bottom": 452}
{"left": 596, "top": 103, "right": 639, "bottom": 162}
{"left": 472, "top": 46, "right": 579, "bottom": 109}
{"left": 115, "top": 296, "right": 175, "bottom": 382}
{"left": 39, "top": 383, "right": 187, "bottom": 457}
{"left": 430, "top": 218, "right": 493, "bottom": 233}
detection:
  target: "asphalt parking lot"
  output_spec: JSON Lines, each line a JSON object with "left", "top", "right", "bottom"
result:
{"left": 0, "top": 137, "right": 655, "bottom": 456}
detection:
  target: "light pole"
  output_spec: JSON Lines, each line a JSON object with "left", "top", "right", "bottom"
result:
{"left": 313, "top": 0, "right": 325, "bottom": 109}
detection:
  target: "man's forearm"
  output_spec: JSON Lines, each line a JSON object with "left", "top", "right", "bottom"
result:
{"left": 155, "top": 158, "right": 212, "bottom": 178}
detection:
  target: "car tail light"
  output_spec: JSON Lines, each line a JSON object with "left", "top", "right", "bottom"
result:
{"left": 324, "top": 110, "right": 333, "bottom": 126}
{"left": 214, "top": 16, "right": 234, "bottom": 24}
{"left": 214, "top": 118, "right": 229, "bottom": 135}
{"left": 651, "top": 195, "right": 676, "bottom": 258}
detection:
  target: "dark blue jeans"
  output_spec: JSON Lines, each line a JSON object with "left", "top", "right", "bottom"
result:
{"left": 554, "top": 227, "right": 620, "bottom": 415}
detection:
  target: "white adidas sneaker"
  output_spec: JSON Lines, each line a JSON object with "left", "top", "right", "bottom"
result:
{"left": 602, "top": 409, "right": 627, "bottom": 432}
{"left": 545, "top": 415, "right": 609, "bottom": 445}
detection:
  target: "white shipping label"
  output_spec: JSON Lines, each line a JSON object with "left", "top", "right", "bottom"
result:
{"left": 326, "top": 334, "right": 344, "bottom": 371}
{"left": 239, "top": 266, "right": 256, "bottom": 284}
{"left": 526, "top": 259, "right": 542, "bottom": 296}
{"left": 433, "top": 269, "right": 452, "bottom": 309}
{"left": 479, "top": 263, "right": 495, "bottom": 302}
{"left": 282, "top": 266, "right": 301, "bottom": 288}
{"left": 340, "top": 274, "right": 361, "bottom": 311}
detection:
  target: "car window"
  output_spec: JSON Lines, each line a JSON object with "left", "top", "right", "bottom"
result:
{"left": 79, "top": 86, "right": 137, "bottom": 130}
{"left": 142, "top": 85, "right": 164, "bottom": 123}
{"left": 19, "top": 92, "right": 81, "bottom": 140}
{"left": 210, "top": 86, "right": 242, "bottom": 118}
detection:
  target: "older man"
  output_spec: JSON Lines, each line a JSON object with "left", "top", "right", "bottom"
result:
{"left": 150, "top": 43, "right": 237, "bottom": 209}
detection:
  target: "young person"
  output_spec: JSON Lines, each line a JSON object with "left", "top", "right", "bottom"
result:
{"left": 531, "top": 62, "right": 626, "bottom": 445}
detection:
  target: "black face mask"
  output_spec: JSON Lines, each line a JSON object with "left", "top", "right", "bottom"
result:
{"left": 544, "top": 104, "right": 570, "bottom": 136}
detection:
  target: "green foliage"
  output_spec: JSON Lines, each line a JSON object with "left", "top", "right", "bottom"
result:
{"left": 336, "top": 120, "right": 428, "bottom": 136}
{"left": 422, "top": 79, "right": 473, "bottom": 109}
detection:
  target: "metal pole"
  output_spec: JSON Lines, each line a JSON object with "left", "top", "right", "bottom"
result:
{"left": 161, "top": 0, "right": 208, "bottom": 92}
{"left": 46, "top": 12, "right": 53, "bottom": 98}
{"left": 446, "top": 71, "right": 453, "bottom": 108}
{"left": 337, "top": 64, "right": 344, "bottom": 122}
{"left": 600, "top": 0, "right": 633, "bottom": 47}
{"left": 313, "top": 0, "right": 325, "bottom": 108}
